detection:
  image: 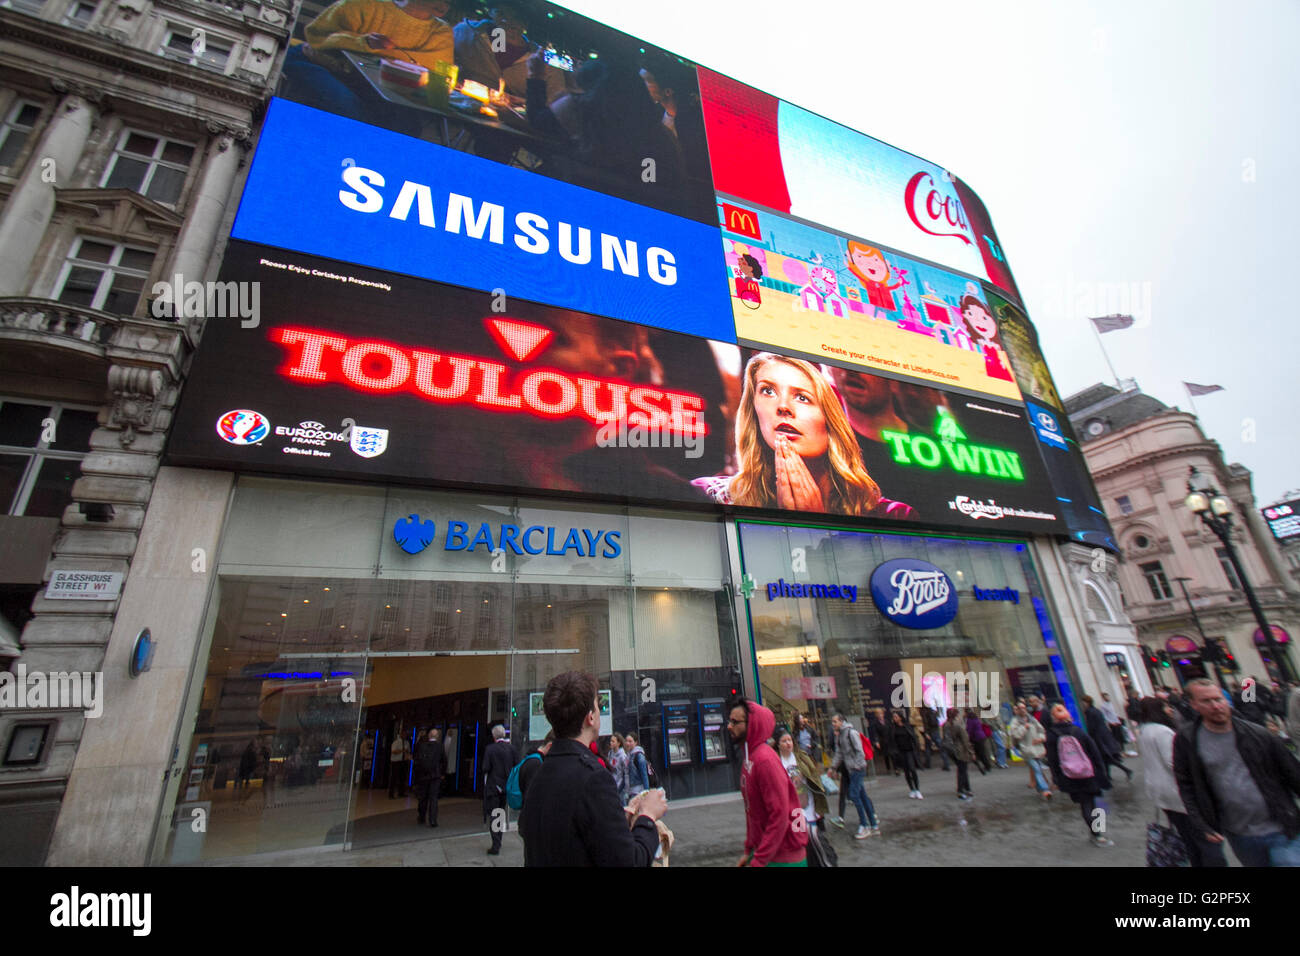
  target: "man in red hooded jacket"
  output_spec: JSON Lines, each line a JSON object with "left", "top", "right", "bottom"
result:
{"left": 728, "top": 698, "right": 808, "bottom": 866}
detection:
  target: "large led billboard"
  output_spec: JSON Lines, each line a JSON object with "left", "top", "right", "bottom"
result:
{"left": 275, "top": 0, "right": 716, "bottom": 224}
{"left": 167, "top": 242, "right": 1063, "bottom": 535}
{"left": 1262, "top": 501, "right": 1300, "bottom": 542}
{"left": 232, "top": 98, "right": 734, "bottom": 341}
{"left": 699, "top": 68, "right": 1021, "bottom": 301}
{"left": 987, "top": 290, "right": 1116, "bottom": 550}
{"left": 719, "top": 200, "right": 1022, "bottom": 402}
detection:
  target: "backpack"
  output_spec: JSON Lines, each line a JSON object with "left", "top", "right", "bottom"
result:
{"left": 633, "top": 748, "right": 660, "bottom": 789}
{"left": 505, "top": 752, "right": 542, "bottom": 809}
{"left": 1057, "top": 732, "right": 1095, "bottom": 780}
{"left": 858, "top": 731, "right": 874, "bottom": 762}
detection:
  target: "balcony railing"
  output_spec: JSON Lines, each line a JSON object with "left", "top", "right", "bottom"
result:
{"left": 0, "top": 297, "right": 118, "bottom": 346}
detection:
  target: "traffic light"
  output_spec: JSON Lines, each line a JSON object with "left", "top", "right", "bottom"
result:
{"left": 1201, "top": 640, "right": 1221, "bottom": 664}
{"left": 1144, "top": 646, "right": 1160, "bottom": 668}
{"left": 1216, "top": 640, "right": 1239, "bottom": 674}
{"left": 1158, "top": 651, "right": 1172, "bottom": 669}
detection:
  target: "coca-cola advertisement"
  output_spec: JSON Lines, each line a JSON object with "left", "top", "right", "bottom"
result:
{"left": 698, "top": 68, "right": 1020, "bottom": 298}
{"left": 167, "top": 242, "right": 1062, "bottom": 535}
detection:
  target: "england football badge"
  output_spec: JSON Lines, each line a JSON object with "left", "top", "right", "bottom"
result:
{"left": 350, "top": 426, "right": 388, "bottom": 458}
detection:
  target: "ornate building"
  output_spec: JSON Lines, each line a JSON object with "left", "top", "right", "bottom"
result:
{"left": 1067, "top": 382, "right": 1300, "bottom": 692}
{"left": 0, "top": 0, "right": 290, "bottom": 864}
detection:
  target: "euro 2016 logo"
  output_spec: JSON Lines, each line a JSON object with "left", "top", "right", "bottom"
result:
{"left": 216, "top": 409, "right": 269, "bottom": 445}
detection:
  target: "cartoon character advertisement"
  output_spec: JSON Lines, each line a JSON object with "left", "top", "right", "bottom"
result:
{"left": 719, "top": 200, "right": 1022, "bottom": 402}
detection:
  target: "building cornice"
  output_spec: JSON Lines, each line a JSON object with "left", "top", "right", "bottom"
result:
{"left": 1, "top": 11, "right": 271, "bottom": 115}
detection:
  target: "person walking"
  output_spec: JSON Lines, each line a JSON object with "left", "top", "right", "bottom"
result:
{"left": 778, "top": 730, "right": 832, "bottom": 866}
{"left": 1173, "top": 678, "right": 1300, "bottom": 867}
{"left": 1287, "top": 682, "right": 1300, "bottom": 749}
{"left": 867, "top": 708, "right": 891, "bottom": 777}
{"left": 482, "top": 724, "right": 518, "bottom": 856}
{"left": 413, "top": 727, "right": 447, "bottom": 827}
{"left": 922, "top": 705, "right": 949, "bottom": 771}
{"left": 1045, "top": 703, "right": 1114, "bottom": 848}
{"left": 989, "top": 713, "right": 1010, "bottom": 768}
{"left": 729, "top": 698, "right": 808, "bottom": 866}
{"left": 943, "top": 708, "right": 975, "bottom": 800}
{"left": 624, "top": 732, "right": 651, "bottom": 799}
{"left": 1007, "top": 703, "right": 1051, "bottom": 800}
{"left": 965, "top": 709, "right": 991, "bottom": 774}
{"left": 1082, "top": 694, "right": 1134, "bottom": 782}
{"left": 606, "top": 732, "right": 629, "bottom": 805}
{"left": 1136, "top": 697, "right": 1224, "bottom": 867}
{"left": 888, "top": 711, "right": 923, "bottom": 799}
{"left": 830, "top": 713, "right": 880, "bottom": 838}
{"left": 388, "top": 730, "right": 409, "bottom": 798}
{"left": 519, "top": 672, "right": 665, "bottom": 866}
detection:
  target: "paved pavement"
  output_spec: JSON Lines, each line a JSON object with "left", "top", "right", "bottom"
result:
{"left": 202, "top": 752, "right": 1246, "bottom": 867}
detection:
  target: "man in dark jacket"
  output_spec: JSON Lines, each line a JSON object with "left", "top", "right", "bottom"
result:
{"left": 519, "top": 671, "right": 665, "bottom": 866}
{"left": 482, "top": 724, "right": 518, "bottom": 856}
{"left": 1174, "top": 678, "right": 1300, "bottom": 867}
{"left": 1082, "top": 694, "right": 1133, "bottom": 782}
{"left": 413, "top": 727, "right": 447, "bottom": 827}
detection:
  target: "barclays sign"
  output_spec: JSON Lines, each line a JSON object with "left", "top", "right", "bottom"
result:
{"left": 869, "top": 559, "right": 959, "bottom": 630}
{"left": 393, "top": 514, "right": 622, "bottom": 558}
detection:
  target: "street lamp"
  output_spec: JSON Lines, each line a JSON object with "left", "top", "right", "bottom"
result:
{"left": 1173, "top": 575, "right": 1227, "bottom": 691}
{"left": 1184, "top": 466, "right": 1295, "bottom": 682}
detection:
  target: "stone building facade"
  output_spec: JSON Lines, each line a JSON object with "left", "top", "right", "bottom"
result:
{"left": 0, "top": 0, "right": 290, "bottom": 864}
{"left": 1067, "top": 382, "right": 1300, "bottom": 692}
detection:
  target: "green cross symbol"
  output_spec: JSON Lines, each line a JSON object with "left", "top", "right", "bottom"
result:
{"left": 739, "top": 573, "right": 756, "bottom": 600}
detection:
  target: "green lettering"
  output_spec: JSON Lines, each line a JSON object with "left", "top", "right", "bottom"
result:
{"left": 940, "top": 440, "right": 981, "bottom": 473}
{"left": 880, "top": 430, "right": 912, "bottom": 464}
{"left": 910, "top": 434, "right": 941, "bottom": 468}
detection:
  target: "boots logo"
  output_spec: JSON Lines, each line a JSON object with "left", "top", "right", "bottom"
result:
{"left": 869, "top": 559, "right": 959, "bottom": 630}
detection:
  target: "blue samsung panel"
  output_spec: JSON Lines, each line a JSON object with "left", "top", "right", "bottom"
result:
{"left": 233, "top": 98, "right": 735, "bottom": 342}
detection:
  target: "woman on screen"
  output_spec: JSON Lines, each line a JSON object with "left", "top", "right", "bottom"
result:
{"left": 693, "top": 353, "right": 912, "bottom": 517}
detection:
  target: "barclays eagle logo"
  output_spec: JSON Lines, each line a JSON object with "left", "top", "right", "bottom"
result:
{"left": 393, "top": 514, "right": 436, "bottom": 554}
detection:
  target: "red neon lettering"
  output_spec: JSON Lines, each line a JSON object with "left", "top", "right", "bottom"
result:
{"left": 341, "top": 342, "right": 410, "bottom": 391}
{"left": 274, "top": 328, "right": 348, "bottom": 381}
{"left": 269, "top": 325, "right": 710, "bottom": 435}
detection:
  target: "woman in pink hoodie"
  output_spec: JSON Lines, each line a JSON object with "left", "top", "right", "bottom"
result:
{"left": 728, "top": 698, "right": 808, "bottom": 867}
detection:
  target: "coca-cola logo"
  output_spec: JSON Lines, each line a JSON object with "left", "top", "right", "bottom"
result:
{"left": 869, "top": 558, "right": 959, "bottom": 630}
{"left": 904, "top": 171, "right": 972, "bottom": 245}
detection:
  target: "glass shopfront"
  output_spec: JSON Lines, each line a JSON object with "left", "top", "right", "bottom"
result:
{"left": 157, "top": 478, "right": 740, "bottom": 863}
{"left": 735, "top": 520, "right": 1080, "bottom": 743}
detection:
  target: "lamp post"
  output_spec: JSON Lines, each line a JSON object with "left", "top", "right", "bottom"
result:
{"left": 1173, "top": 575, "right": 1227, "bottom": 691}
{"left": 1184, "top": 466, "right": 1295, "bottom": 683}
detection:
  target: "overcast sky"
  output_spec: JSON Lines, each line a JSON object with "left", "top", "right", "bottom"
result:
{"left": 559, "top": 0, "right": 1300, "bottom": 506}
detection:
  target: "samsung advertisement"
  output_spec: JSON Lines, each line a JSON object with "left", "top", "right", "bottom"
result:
{"left": 232, "top": 98, "right": 734, "bottom": 341}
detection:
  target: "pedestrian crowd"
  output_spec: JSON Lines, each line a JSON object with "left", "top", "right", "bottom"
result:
{"left": 395, "top": 669, "right": 1300, "bottom": 867}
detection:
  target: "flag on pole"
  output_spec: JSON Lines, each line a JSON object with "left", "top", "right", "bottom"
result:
{"left": 1090, "top": 314, "right": 1135, "bottom": 333}
{"left": 1184, "top": 382, "right": 1224, "bottom": 396}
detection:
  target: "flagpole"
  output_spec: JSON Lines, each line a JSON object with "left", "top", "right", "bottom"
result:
{"left": 1089, "top": 319, "right": 1121, "bottom": 388}
{"left": 1184, "top": 383, "right": 1200, "bottom": 421}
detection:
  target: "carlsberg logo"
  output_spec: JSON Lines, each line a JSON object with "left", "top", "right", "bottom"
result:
{"left": 886, "top": 568, "right": 951, "bottom": 618}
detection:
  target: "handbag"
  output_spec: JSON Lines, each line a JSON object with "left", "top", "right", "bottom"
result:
{"left": 806, "top": 822, "right": 838, "bottom": 868}
{"left": 1145, "top": 807, "right": 1189, "bottom": 867}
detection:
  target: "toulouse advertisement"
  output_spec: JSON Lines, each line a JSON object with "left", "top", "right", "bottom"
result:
{"left": 166, "top": 242, "right": 1063, "bottom": 535}
{"left": 698, "top": 68, "right": 1021, "bottom": 300}
{"left": 719, "top": 200, "right": 1022, "bottom": 402}
{"left": 231, "top": 98, "right": 734, "bottom": 341}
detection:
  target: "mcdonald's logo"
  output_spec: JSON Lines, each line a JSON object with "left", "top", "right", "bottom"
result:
{"left": 721, "top": 202, "right": 763, "bottom": 241}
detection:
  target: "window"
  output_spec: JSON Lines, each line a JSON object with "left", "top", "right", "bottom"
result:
{"left": 0, "top": 0, "right": 47, "bottom": 14}
{"left": 1216, "top": 548, "right": 1243, "bottom": 591}
{"left": 1139, "top": 561, "right": 1174, "bottom": 601}
{"left": 56, "top": 238, "right": 154, "bottom": 315}
{"left": 1083, "top": 582, "right": 1114, "bottom": 622}
{"left": 1133, "top": 534, "right": 1150, "bottom": 550}
{"left": 101, "top": 130, "right": 195, "bottom": 206}
{"left": 0, "top": 400, "right": 98, "bottom": 517}
{"left": 159, "top": 26, "right": 234, "bottom": 72}
{"left": 0, "top": 99, "right": 41, "bottom": 169}
{"left": 62, "top": 0, "right": 97, "bottom": 26}
{"left": 1116, "top": 495, "right": 1133, "bottom": 515}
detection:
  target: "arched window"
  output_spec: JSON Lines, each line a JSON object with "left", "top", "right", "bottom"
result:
{"left": 1083, "top": 581, "right": 1115, "bottom": 622}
